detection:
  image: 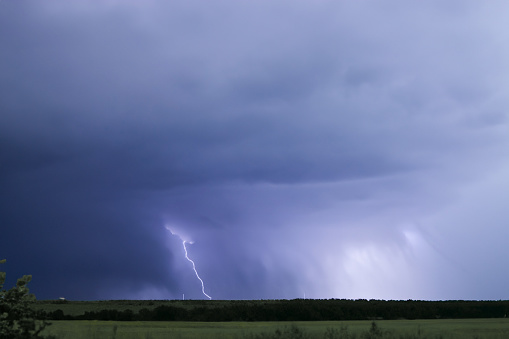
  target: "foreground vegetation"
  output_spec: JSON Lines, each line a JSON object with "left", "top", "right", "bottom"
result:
{"left": 1, "top": 259, "right": 54, "bottom": 339}
{"left": 40, "top": 318, "right": 509, "bottom": 339}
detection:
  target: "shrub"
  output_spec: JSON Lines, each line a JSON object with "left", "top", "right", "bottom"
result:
{"left": 0, "top": 259, "right": 55, "bottom": 339}
{"left": 247, "top": 324, "right": 310, "bottom": 339}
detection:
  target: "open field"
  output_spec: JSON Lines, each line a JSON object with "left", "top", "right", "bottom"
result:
{"left": 40, "top": 318, "right": 509, "bottom": 339}
{"left": 33, "top": 300, "right": 509, "bottom": 338}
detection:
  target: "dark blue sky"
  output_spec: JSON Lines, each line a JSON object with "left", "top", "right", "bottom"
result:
{"left": 1, "top": 0, "right": 508, "bottom": 301}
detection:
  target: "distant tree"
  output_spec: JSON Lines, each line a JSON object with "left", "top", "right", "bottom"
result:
{"left": 0, "top": 259, "right": 54, "bottom": 339}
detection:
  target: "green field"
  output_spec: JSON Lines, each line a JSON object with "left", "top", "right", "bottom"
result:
{"left": 40, "top": 318, "right": 509, "bottom": 339}
{"left": 33, "top": 300, "right": 509, "bottom": 338}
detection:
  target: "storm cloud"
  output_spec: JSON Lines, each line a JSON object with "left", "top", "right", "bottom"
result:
{"left": 1, "top": 0, "right": 508, "bottom": 300}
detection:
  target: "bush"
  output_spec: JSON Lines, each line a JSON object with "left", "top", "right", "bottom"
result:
{"left": 0, "top": 259, "right": 55, "bottom": 339}
{"left": 247, "top": 325, "right": 310, "bottom": 339}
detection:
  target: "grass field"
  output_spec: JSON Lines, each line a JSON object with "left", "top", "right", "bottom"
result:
{"left": 40, "top": 318, "right": 509, "bottom": 339}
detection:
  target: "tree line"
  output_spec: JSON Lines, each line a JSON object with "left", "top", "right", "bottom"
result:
{"left": 43, "top": 299, "right": 509, "bottom": 322}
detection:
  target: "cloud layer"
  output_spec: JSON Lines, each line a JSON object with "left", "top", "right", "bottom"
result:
{"left": 1, "top": 0, "right": 508, "bottom": 300}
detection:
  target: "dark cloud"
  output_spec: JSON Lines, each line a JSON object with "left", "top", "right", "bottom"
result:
{"left": 1, "top": 0, "right": 508, "bottom": 300}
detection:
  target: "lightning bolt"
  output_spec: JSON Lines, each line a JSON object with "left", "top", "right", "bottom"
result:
{"left": 182, "top": 240, "right": 212, "bottom": 300}
{"left": 167, "top": 227, "right": 212, "bottom": 300}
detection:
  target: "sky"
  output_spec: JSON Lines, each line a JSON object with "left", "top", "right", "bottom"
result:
{"left": 1, "top": 0, "right": 508, "bottom": 301}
